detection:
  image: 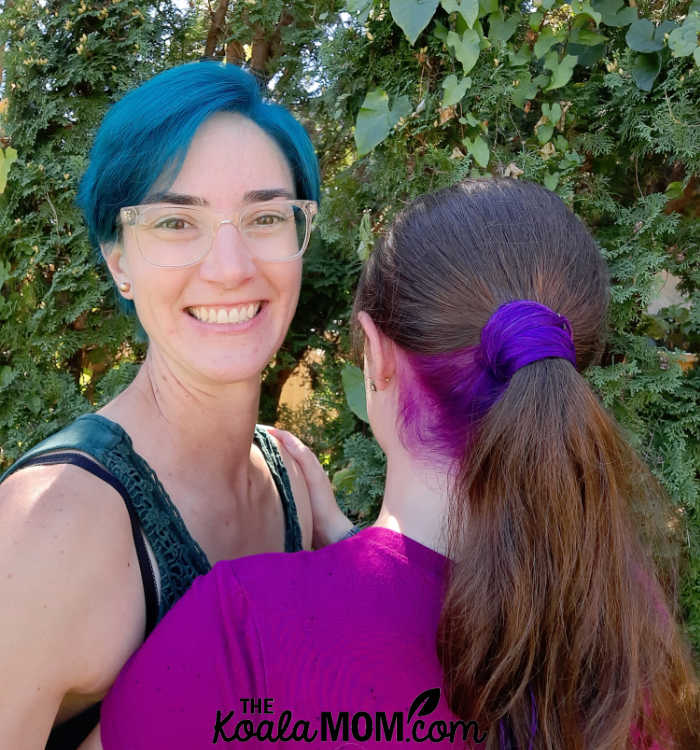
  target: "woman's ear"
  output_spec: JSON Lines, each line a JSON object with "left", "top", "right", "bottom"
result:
{"left": 357, "top": 311, "right": 395, "bottom": 391}
{"left": 101, "top": 243, "right": 132, "bottom": 299}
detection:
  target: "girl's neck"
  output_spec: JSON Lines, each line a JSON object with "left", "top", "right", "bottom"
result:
{"left": 374, "top": 453, "right": 452, "bottom": 556}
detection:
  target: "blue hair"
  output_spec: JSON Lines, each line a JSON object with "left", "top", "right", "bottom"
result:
{"left": 77, "top": 61, "right": 320, "bottom": 251}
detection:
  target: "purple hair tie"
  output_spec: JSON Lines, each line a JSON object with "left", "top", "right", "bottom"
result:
{"left": 479, "top": 300, "right": 576, "bottom": 382}
{"left": 398, "top": 300, "right": 576, "bottom": 460}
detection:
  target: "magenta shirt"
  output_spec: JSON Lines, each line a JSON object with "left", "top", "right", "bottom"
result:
{"left": 100, "top": 527, "right": 662, "bottom": 749}
{"left": 100, "top": 528, "right": 488, "bottom": 748}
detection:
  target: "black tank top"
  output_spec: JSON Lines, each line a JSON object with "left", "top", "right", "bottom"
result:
{"left": 1, "top": 415, "right": 303, "bottom": 749}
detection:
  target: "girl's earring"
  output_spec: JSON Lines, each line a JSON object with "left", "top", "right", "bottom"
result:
{"left": 118, "top": 280, "right": 131, "bottom": 293}
{"left": 368, "top": 379, "right": 377, "bottom": 392}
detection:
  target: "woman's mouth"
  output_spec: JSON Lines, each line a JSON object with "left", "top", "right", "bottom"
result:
{"left": 185, "top": 302, "right": 262, "bottom": 324}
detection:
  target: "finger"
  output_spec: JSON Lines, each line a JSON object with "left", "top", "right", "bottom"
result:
{"left": 266, "top": 426, "right": 304, "bottom": 451}
{"left": 267, "top": 428, "right": 319, "bottom": 466}
{"left": 267, "top": 428, "right": 328, "bottom": 483}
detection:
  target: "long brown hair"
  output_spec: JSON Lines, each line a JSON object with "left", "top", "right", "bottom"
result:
{"left": 353, "top": 179, "right": 698, "bottom": 748}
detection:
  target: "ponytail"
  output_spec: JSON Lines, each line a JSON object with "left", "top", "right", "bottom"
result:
{"left": 438, "top": 359, "right": 698, "bottom": 749}
{"left": 353, "top": 178, "right": 699, "bottom": 748}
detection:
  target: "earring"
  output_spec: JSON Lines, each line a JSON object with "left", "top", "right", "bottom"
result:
{"left": 368, "top": 379, "right": 377, "bottom": 392}
{"left": 118, "top": 280, "right": 131, "bottom": 293}
{"left": 384, "top": 376, "right": 392, "bottom": 384}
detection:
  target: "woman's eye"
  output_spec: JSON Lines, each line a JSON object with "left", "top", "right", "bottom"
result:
{"left": 252, "top": 213, "right": 285, "bottom": 226}
{"left": 155, "top": 217, "right": 191, "bottom": 230}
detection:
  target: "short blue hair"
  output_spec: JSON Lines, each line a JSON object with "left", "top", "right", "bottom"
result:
{"left": 77, "top": 61, "right": 320, "bottom": 251}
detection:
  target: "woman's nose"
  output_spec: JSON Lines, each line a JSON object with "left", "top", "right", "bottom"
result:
{"left": 198, "top": 221, "right": 257, "bottom": 287}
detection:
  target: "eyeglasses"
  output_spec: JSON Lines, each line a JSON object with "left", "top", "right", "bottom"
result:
{"left": 119, "top": 199, "right": 318, "bottom": 268}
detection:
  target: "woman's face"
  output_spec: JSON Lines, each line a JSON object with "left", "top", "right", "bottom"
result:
{"left": 105, "top": 113, "right": 303, "bottom": 387}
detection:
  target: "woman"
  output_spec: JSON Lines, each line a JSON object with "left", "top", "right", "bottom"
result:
{"left": 94, "top": 179, "right": 697, "bottom": 749}
{"left": 0, "top": 61, "right": 351, "bottom": 749}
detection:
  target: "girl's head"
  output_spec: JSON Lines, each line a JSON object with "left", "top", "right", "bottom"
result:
{"left": 353, "top": 178, "right": 609, "bottom": 462}
{"left": 353, "top": 179, "right": 698, "bottom": 748}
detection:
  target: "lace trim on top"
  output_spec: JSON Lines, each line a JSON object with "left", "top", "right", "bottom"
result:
{"left": 93, "top": 420, "right": 211, "bottom": 618}
{"left": 3, "top": 414, "right": 303, "bottom": 621}
{"left": 94, "top": 417, "right": 303, "bottom": 618}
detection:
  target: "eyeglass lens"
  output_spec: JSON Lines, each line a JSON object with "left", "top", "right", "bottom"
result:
{"left": 130, "top": 202, "right": 309, "bottom": 266}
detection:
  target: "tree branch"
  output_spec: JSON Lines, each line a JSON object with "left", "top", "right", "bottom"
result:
{"left": 204, "top": 0, "right": 230, "bottom": 58}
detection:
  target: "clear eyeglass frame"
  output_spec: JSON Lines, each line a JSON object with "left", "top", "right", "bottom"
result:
{"left": 118, "top": 199, "right": 318, "bottom": 268}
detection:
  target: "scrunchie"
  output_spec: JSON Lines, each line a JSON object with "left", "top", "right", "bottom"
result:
{"left": 478, "top": 300, "right": 576, "bottom": 382}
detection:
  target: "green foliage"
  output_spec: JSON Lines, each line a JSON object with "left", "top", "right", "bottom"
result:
{"left": 333, "top": 432, "right": 387, "bottom": 522}
{"left": 390, "top": 0, "right": 440, "bottom": 45}
{"left": 0, "top": 0, "right": 190, "bottom": 466}
{"left": 354, "top": 88, "right": 411, "bottom": 155}
{"left": 1, "top": 0, "right": 698, "bottom": 659}
{"left": 0, "top": 147, "right": 18, "bottom": 193}
{"left": 317, "top": 0, "right": 699, "bottom": 654}
{"left": 341, "top": 363, "right": 369, "bottom": 422}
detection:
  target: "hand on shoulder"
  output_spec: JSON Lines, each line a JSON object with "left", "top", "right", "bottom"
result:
{"left": 267, "top": 428, "right": 355, "bottom": 548}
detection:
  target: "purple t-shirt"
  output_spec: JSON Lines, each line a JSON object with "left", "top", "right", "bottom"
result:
{"left": 100, "top": 528, "right": 487, "bottom": 748}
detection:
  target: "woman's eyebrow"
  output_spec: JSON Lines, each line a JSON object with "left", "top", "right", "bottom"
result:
{"left": 142, "top": 192, "right": 207, "bottom": 206}
{"left": 243, "top": 188, "right": 295, "bottom": 202}
{"left": 141, "top": 189, "right": 295, "bottom": 205}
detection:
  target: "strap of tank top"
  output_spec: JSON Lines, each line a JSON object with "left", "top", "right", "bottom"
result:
{"left": 17, "top": 451, "right": 159, "bottom": 637}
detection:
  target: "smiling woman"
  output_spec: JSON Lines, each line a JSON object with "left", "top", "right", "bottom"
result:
{"left": 0, "top": 62, "right": 352, "bottom": 750}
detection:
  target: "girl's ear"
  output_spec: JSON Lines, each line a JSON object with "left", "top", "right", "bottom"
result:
{"left": 357, "top": 311, "right": 396, "bottom": 391}
{"left": 101, "top": 243, "right": 132, "bottom": 299}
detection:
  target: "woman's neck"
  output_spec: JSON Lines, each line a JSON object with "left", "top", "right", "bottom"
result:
{"left": 98, "top": 350, "right": 261, "bottom": 503}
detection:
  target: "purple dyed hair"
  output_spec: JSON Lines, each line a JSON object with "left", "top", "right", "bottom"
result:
{"left": 398, "top": 300, "right": 576, "bottom": 461}
{"left": 353, "top": 179, "right": 602, "bottom": 464}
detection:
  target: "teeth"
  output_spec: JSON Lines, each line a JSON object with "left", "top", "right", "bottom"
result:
{"left": 189, "top": 303, "right": 260, "bottom": 324}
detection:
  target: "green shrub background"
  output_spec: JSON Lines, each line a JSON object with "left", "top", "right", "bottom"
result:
{"left": 1, "top": 0, "right": 698, "bottom": 656}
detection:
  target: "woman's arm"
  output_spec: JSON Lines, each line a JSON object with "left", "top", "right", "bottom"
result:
{"left": 269, "top": 428, "right": 355, "bottom": 547}
{"left": 0, "top": 464, "right": 147, "bottom": 748}
{"left": 98, "top": 564, "right": 262, "bottom": 750}
{"left": 77, "top": 724, "right": 101, "bottom": 750}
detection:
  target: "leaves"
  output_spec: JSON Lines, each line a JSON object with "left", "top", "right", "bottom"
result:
{"left": 511, "top": 71, "right": 539, "bottom": 108}
{"left": 630, "top": 52, "right": 662, "bottom": 91}
{"left": 590, "top": 0, "right": 637, "bottom": 27}
{"left": 354, "top": 89, "right": 411, "bottom": 155}
{"left": 447, "top": 28, "right": 481, "bottom": 72}
{"left": 668, "top": 15, "right": 700, "bottom": 58}
{"left": 534, "top": 28, "right": 562, "bottom": 59}
{"left": 0, "top": 147, "right": 18, "bottom": 194}
{"left": 537, "top": 123, "right": 555, "bottom": 143}
{"left": 441, "top": 0, "right": 479, "bottom": 28}
{"left": 509, "top": 43, "right": 531, "bottom": 66}
{"left": 544, "top": 172, "right": 560, "bottom": 191}
{"left": 543, "top": 52, "right": 578, "bottom": 90}
{"left": 569, "top": 1, "right": 603, "bottom": 25}
{"left": 356, "top": 211, "right": 374, "bottom": 261}
{"left": 487, "top": 10, "right": 519, "bottom": 43}
{"left": 542, "top": 101, "right": 562, "bottom": 123}
{"left": 626, "top": 19, "right": 667, "bottom": 53}
{"left": 341, "top": 364, "right": 369, "bottom": 423}
{"left": 571, "top": 29, "right": 608, "bottom": 47}
{"left": 346, "top": 0, "right": 373, "bottom": 23}
{"left": 390, "top": 0, "right": 440, "bottom": 45}
{"left": 441, "top": 73, "right": 472, "bottom": 105}
{"left": 463, "top": 135, "right": 489, "bottom": 166}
